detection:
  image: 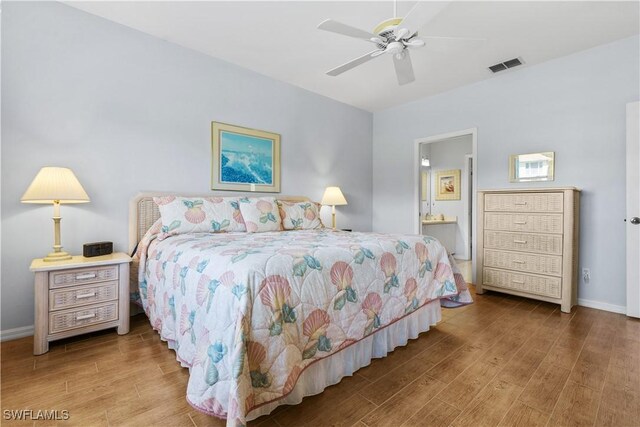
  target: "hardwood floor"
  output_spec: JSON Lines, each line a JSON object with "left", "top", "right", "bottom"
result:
{"left": 2, "top": 286, "right": 639, "bottom": 427}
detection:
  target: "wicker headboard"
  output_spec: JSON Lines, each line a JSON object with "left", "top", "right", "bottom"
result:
{"left": 128, "top": 192, "right": 310, "bottom": 253}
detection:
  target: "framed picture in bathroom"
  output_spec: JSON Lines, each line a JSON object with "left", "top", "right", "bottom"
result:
{"left": 435, "top": 169, "right": 461, "bottom": 200}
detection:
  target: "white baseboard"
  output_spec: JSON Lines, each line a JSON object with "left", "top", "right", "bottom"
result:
{"left": 0, "top": 325, "right": 34, "bottom": 342}
{"left": 578, "top": 298, "right": 626, "bottom": 314}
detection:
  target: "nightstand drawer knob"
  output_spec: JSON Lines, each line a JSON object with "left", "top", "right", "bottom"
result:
{"left": 75, "top": 273, "right": 97, "bottom": 280}
{"left": 75, "top": 313, "right": 96, "bottom": 321}
{"left": 76, "top": 292, "right": 97, "bottom": 299}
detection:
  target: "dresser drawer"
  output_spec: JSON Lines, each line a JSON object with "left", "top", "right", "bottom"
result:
{"left": 49, "top": 302, "right": 118, "bottom": 334}
{"left": 483, "top": 268, "right": 561, "bottom": 298}
{"left": 484, "top": 212, "right": 564, "bottom": 234}
{"left": 49, "top": 281, "right": 118, "bottom": 311}
{"left": 484, "top": 193, "right": 564, "bottom": 213}
{"left": 484, "top": 231, "right": 563, "bottom": 255}
{"left": 484, "top": 249, "right": 563, "bottom": 277}
{"left": 49, "top": 266, "right": 118, "bottom": 289}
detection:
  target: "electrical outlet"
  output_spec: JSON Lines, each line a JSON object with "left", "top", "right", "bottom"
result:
{"left": 582, "top": 268, "right": 590, "bottom": 283}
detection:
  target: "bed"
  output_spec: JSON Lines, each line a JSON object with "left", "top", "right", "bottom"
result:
{"left": 129, "top": 193, "right": 472, "bottom": 426}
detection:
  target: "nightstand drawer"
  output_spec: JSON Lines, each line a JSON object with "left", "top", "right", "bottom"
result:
{"left": 49, "top": 302, "right": 118, "bottom": 334}
{"left": 49, "top": 265, "right": 118, "bottom": 289}
{"left": 49, "top": 281, "right": 118, "bottom": 311}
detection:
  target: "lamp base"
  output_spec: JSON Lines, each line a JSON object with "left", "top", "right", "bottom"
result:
{"left": 331, "top": 206, "right": 337, "bottom": 230}
{"left": 43, "top": 251, "right": 72, "bottom": 262}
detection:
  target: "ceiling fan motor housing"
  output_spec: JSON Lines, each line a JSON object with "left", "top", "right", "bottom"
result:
{"left": 371, "top": 17, "right": 422, "bottom": 56}
{"left": 373, "top": 17, "right": 403, "bottom": 36}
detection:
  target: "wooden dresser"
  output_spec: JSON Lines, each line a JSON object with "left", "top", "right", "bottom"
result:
{"left": 476, "top": 188, "right": 580, "bottom": 313}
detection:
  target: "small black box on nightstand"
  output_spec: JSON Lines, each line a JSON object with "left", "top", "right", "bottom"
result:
{"left": 83, "top": 241, "right": 113, "bottom": 257}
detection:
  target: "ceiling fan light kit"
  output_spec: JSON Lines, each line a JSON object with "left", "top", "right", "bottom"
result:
{"left": 317, "top": 1, "right": 484, "bottom": 86}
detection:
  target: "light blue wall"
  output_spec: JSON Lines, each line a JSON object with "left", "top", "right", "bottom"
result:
{"left": 373, "top": 35, "right": 640, "bottom": 309}
{"left": 1, "top": 2, "right": 373, "bottom": 331}
{"left": 2, "top": 2, "right": 637, "bottom": 332}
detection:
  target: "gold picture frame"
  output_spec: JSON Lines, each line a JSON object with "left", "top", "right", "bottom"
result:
{"left": 435, "top": 169, "right": 461, "bottom": 200}
{"left": 211, "top": 122, "right": 281, "bottom": 192}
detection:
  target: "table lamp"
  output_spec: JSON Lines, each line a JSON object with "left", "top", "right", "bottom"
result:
{"left": 21, "top": 167, "right": 90, "bottom": 261}
{"left": 321, "top": 186, "right": 348, "bottom": 230}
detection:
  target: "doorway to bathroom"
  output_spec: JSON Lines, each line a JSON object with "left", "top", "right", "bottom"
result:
{"left": 414, "top": 128, "right": 477, "bottom": 283}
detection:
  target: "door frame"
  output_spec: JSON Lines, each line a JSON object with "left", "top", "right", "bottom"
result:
{"left": 627, "top": 101, "right": 639, "bottom": 318}
{"left": 464, "top": 154, "right": 473, "bottom": 261}
{"left": 414, "top": 128, "right": 478, "bottom": 282}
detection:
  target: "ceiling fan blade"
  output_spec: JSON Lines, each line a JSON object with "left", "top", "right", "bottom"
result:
{"left": 395, "top": 2, "right": 450, "bottom": 39}
{"left": 393, "top": 51, "right": 415, "bottom": 86}
{"left": 420, "top": 36, "right": 485, "bottom": 53}
{"left": 326, "top": 49, "right": 383, "bottom": 76}
{"left": 318, "top": 19, "right": 377, "bottom": 41}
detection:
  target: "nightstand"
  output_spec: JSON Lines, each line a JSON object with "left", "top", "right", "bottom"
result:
{"left": 30, "top": 253, "right": 132, "bottom": 355}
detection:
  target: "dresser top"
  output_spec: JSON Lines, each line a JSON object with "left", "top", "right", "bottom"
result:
{"left": 30, "top": 252, "right": 132, "bottom": 272}
{"left": 478, "top": 187, "right": 580, "bottom": 193}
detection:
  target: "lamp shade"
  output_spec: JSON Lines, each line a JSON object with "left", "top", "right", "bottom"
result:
{"left": 321, "top": 186, "right": 347, "bottom": 206}
{"left": 21, "top": 167, "right": 90, "bottom": 204}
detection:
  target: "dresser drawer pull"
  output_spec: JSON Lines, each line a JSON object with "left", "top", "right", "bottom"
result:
{"left": 75, "top": 292, "right": 97, "bottom": 300}
{"left": 512, "top": 260, "right": 526, "bottom": 264}
{"left": 75, "top": 313, "right": 96, "bottom": 321}
{"left": 515, "top": 201, "right": 528, "bottom": 206}
{"left": 512, "top": 279, "right": 525, "bottom": 284}
{"left": 514, "top": 221, "right": 527, "bottom": 225}
{"left": 513, "top": 239, "right": 528, "bottom": 244}
{"left": 75, "top": 273, "right": 97, "bottom": 280}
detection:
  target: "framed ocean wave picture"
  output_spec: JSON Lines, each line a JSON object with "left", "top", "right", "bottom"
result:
{"left": 211, "top": 122, "right": 281, "bottom": 192}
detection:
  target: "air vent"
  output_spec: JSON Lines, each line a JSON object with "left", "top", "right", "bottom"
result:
{"left": 488, "top": 57, "right": 524, "bottom": 73}
{"left": 503, "top": 58, "right": 522, "bottom": 68}
{"left": 489, "top": 63, "right": 507, "bottom": 73}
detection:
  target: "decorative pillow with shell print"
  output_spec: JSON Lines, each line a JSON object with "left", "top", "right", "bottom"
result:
{"left": 153, "top": 196, "right": 246, "bottom": 240}
{"left": 237, "top": 197, "right": 283, "bottom": 233}
{"left": 277, "top": 200, "right": 324, "bottom": 230}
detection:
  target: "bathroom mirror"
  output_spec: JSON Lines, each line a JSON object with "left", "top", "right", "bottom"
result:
{"left": 509, "top": 152, "right": 555, "bottom": 182}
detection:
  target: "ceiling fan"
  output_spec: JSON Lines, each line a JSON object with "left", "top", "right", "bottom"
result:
{"left": 317, "top": 1, "right": 483, "bottom": 85}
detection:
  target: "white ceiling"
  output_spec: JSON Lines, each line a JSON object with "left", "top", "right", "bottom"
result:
{"left": 66, "top": 1, "right": 639, "bottom": 112}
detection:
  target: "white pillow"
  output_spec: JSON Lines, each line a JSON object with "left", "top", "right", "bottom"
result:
{"left": 277, "top": 200, "right": 323, "bottom": 230}
{"left": 237, "top": 197, "right": 282, "bottom": 233}
{"left": 154, "top": 196, "right": 246, "bottom": 239}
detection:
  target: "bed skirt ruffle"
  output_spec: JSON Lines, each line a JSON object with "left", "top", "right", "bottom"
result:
{"left": 244, "top": 299, "right": 441, "bottom": 420}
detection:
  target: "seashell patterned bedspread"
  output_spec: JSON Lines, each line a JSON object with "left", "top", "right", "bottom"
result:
{"left": 135, "top": 227, "right": 472, "bottom": 426}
